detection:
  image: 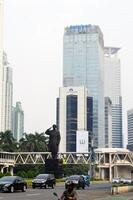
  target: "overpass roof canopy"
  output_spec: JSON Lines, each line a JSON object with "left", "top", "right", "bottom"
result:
{"left": 95, "top": 148, "right": 130, "bottom": 153}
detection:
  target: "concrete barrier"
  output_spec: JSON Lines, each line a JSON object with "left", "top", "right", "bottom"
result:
{"left": 111, "top": 185, "right": 133, "bottom": 195}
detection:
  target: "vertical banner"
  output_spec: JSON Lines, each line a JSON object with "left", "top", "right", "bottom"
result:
{"left": 76, "top": 130, "right": 88, "bottom": 153}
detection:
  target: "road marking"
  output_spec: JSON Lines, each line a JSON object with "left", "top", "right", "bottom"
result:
{"left": 26, "top": 193, "right": 40, "bottom": 196}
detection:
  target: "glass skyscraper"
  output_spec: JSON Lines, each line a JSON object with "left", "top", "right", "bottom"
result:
{"left": 63, "top": 25, "right": 105, "bottom": 148}
{"left": 12, "top": 102, "right": 24, "bottom": 142}
{"left": 104, "top": 47, "right": 123, "bottom": 148}
{"left": 1, "top": 52, "right": 13, "bottom": 132}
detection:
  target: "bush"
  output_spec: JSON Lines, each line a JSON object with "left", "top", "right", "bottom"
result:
{"left": 16, "top": 171, "right": 27, "bottom": 178}
{"left": 27, "top": 170, "right": 37, "bottom": 178}
{"left": 0, "top": 172, "right": 3, "bottom": 178}
{"left": 63, "top": 164, "right": 89, "bottom": 176}
{"left": 4, "top": 172, "right": 12, "bottom": 176}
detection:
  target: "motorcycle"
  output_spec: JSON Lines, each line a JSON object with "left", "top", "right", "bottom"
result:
{"left": 53, "top": 192, "right": 60, "bottom": 200}
{"left": 53, "top": 192, "right": 74, "bottom": 200}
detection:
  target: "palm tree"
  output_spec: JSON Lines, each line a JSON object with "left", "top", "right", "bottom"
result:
{"left": 19, "top": 132, "right": 48, "bottom": 152}
{"left": 0, "top": 130, "right": 18, "bottom": 152}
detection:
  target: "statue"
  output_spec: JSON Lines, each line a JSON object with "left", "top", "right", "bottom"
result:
{"left": 45, "top": 124, "right": 61, "bottom": 159}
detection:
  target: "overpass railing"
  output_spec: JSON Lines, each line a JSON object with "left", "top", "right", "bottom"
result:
{"left": 1, "top": 150, "right": 133, "bottom": 166}
{"left": 14, "top": 152, "right": 93, "bottom": 165}
{"left": 0, "top": 152, "right": 15, "bottom": 165}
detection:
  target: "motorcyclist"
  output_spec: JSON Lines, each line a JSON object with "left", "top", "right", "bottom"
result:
{"left": 59, "top": 181, "right": 78, "bottom": 200}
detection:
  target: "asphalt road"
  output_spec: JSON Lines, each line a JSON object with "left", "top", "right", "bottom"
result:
{"left": 0, "top": 183, "right": 133, "bottom": 200}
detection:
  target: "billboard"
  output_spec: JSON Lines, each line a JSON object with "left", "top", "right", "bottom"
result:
{"left": 76, "top": 130, "right": 88, "bottom": 153}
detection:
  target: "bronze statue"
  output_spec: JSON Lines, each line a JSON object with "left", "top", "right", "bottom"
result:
{"left": 45, "top": 124, "right": 61, "bottom": 159}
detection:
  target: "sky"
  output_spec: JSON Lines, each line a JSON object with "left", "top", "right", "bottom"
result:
{"left": 3, "top": 0, "right": 133, "bottom": 145}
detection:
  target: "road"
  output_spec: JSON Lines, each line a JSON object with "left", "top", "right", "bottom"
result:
{"left": 0, "top": 183, "right": 133, "bottom": 200}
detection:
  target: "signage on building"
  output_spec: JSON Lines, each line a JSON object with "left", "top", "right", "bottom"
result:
{"left": 76, "top": 130, "right": 88, "bottom": 153}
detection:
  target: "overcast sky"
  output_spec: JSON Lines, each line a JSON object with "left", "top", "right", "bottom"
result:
{"left": 3, "top": 0, "right": 133, "bottom": 145}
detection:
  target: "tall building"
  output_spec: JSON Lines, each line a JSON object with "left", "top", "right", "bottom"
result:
{"left": 12, "top": 102, "right": 24, "bottom": 142}
{"left": 1, "top": 52, "right": 13, "bottom": 131}
{"left": 0, "top": 0, "right": 4, "bottom": 131}
{"left": 104, "top": 47, "right": 123, "bottom": 148}
{"left": 105, "top": 97, "right": 112, "bottom": 148}
{"left": 56, "top": 86, "right": 93, "bottom": 152}
{"left": 63, "top": 25, "right": 105, "bottom": 148}
{"left": 127, "top": 109, "right": 133, "bottom": 151}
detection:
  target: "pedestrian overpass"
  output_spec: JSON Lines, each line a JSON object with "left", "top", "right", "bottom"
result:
{"left": 1, "top": 148, "right": 133, "bottom": 181}
{"left": 0, "top": 152, "right": 15, "bottom": 175}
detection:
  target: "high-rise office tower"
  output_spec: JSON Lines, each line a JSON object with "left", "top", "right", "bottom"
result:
{"left": 63, "top": 25, "right": 105, "bottom": 148}
{"left": 127, "top": 108, "right": 133, "bottom": 151}
{"left": 0, "top": 0, "right": 4, "bottom": 131}
{"left": 57, "top": 86, "right": 93, "bottom": 152}
{"left": 104, "top": 97, "right": 112, "bottom": 148}
{"left": 104, "top": 47, "right": 123, "bottom": 148}
{"left": 1, "top": 52, "right": 13, "bottom": 131}
{"left": 12, "top": 102, "right": 24, "bottom": 142}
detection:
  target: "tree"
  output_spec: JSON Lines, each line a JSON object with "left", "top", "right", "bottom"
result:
{"left": 19, "top": 132, "right": 48, "bottom": 152}
{"left": 0, "top": 130, "right": 18, "bottom": 152}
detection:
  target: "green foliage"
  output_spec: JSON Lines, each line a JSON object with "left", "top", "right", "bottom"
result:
{"left": 4, "top": 172, "right": 12, "bottom": 176}
{"left": 63, "top": 164, "right": 89, "bottom": 176}
{"left": 15, "top": 164, "right": 89, "bottom": 179}
{"left": 16, "top": 171, "right": 27, "bottom": 178}
{"left": 0, "top": 172, "right": 4, "bottom": 178}
{"left": 14, "top": 164, "right": 45, "bottom": 178}
{"left": 0, "top": 131, "right": 48, "bottom": 153}
{"left": 26, "top": 170, "right": 37, "bottom": 178}
{"left": 0, "top": 130, "right": 18, "bottom": 152}
{"left": 19, "top": 132, "right": 48, "bottom": 152}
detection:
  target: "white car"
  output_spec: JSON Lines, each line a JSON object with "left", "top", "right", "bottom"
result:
{"left": 121, "top": 178, "right": 132, "bottom": 184}
{"left": 112, "top": 177, "right": 120, "bottom": 184}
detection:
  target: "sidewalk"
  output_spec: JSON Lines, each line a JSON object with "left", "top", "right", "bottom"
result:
{"left": 96, "top": 195, "right": 133, "bottom": 200}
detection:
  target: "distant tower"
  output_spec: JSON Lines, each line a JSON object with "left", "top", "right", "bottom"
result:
{"left": 1, "top": 52, "right": 13, "bottom": 131}
{"left": 104, "top": 47, "right": 123, "bottom": 148}
{"left": 0, "top": 0, "right": 4, "bottom": 131}
{"left": 12, "top": 102, "right": 24, "bottom": 142}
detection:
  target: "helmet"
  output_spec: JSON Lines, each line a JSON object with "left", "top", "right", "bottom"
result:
{"left": 66, "top": 180, "right": 74, "bottom": 186}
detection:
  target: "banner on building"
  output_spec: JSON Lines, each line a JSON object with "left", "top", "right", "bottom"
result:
{"left": 76, "top": 130, "right": 88, "bottom": 153}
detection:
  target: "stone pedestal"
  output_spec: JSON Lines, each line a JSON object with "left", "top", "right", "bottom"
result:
{"left": 45, "top": 159, "right": 63, "bottom": 178}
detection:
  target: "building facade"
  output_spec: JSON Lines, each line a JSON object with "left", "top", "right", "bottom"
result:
{"left": 104, "top": 47, "right": 123, "bottom": 148}
{"left": 56, "top": 86, "right": 93, "bottom": 152}
{"left": 12, "top": 102, "right": 24, "bottom": 142}
{"left": 105, "top": 97, "right": 112, "bottom": 148}
{"left": 127, "top": 109, "right": 133, "bottom": 151}
{"left": 0, "top": 0, "right": 4, "bottom": 131}
{"left": 63, "top": 25, "right": 105, "bottom": 148}
{"left": 1, "top": 53, "right": 13, "bottom": 131}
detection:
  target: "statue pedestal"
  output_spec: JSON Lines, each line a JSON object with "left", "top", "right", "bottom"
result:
{"left": 45, "top": 159, "right": 63, "bottom": 178}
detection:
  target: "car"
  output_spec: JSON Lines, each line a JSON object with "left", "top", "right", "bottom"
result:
{"left": 65, "top": 175, "right": 85, "bottom": 189}
{"left": 112, "top": 177, "right": 121, "bottom": 184}
{"left": 120, "top": 178, "right": 133, "bottom": 184}
{"left": 82, "top": 175, "right": 90, "bottom": 187}
{"left": 0, "top": 176, "right": 27, "bottom": 193}
{"left": 32, "top": 174, "right": 56, "bottom": 189}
